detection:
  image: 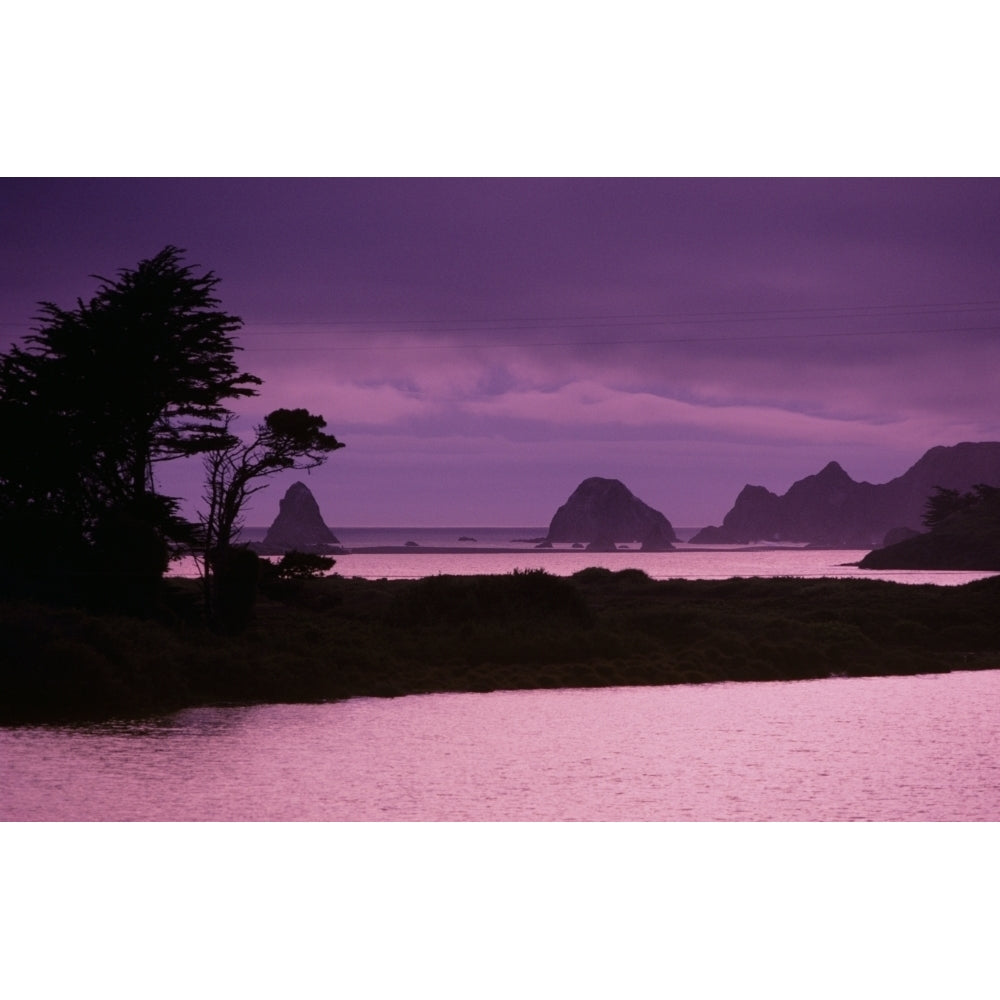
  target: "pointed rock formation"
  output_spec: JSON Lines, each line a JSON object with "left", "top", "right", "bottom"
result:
{"left": 258, "top": 482, "right": 342, "bottom": 554}
{"left": 546, "top": 478, "right": 676, "bottom": 549}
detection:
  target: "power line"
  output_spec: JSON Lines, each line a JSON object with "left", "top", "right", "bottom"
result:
{"left": 235, "top": 299, "right": 1000, "bottom": 335}
{"left": 3, "top": 299, "right": 1000, "bottom": 333}
{"left": 238, "top": 323, "right": 1000, "bottom": 352}
{"left": 2, "top": 300, "right": 999, "bottom": 355}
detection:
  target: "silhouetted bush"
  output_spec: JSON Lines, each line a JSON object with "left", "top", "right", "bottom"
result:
{"left": 273, "top": 551, "right": 336, "bottom": 580}
{"left": 258, "top": 550, "right": 339, "bottom": 603}
{"left": 388, "top": 569, "right": 591, "bottom": 628}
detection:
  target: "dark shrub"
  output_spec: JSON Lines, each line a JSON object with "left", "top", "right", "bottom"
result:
{"left": 272, "top": 550, "right": 336, "bottom": 580}
{"left": 259, "top": 550, "right": 338, "bottom": 602}
{"left": 389, "top": 570, "right": 591, "bottom": 628}
{"left": 210, "top": 546, "right": 261, "bottom": 633}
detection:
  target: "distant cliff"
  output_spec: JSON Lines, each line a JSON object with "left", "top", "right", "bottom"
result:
{"left": 691, "top": 442, "right": 1000, "bottom": 548}
{"left": 254, "top": 482, "right": 343, "bottom": 555}
{"left": 547, "top": 478, "right": 676, "bottom": 550}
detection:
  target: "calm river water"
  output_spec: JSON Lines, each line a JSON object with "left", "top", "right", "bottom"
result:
{"left": 3, "top": 670, "right": 998, "bottom": 821}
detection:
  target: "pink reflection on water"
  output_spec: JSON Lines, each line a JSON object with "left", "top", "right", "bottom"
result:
{"left": 3, "top": 670, "right": 999, "bottom": 821}
{"left": 168, "top": 546, "right": 999, "bottom": 586}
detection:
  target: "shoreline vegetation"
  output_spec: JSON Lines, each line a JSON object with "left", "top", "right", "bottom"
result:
{"left": 3, "top": 568, "right": 998, "bottom": 725}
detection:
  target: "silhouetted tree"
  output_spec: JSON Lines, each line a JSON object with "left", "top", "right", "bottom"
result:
{"left": 922, "top": 484, "right": 999, "bottom": 529}
{"left": 200, "top": 408, "right": 344, "bottom": 624}
{"left": 202, "top": 409, "right": 344, "bottom": 555}
{"left": 0, "top": 247, "right": 260, "bottom": 602}
{"left": 922, "top": 487, "right": 965, "bottom": 528}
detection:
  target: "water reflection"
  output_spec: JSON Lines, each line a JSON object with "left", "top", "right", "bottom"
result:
{"left": 3, "top": 670, "right": 998, "bottom": 821}
{"left": 167, "top": 547, "right": 997, "bottom": 585}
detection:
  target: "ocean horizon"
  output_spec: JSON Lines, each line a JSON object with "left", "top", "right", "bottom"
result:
{"left": 237, "top": 525, "right": 707, "bottom": 545}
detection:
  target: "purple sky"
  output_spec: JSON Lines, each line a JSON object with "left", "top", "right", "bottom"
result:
{"left": 2, "top": 177, "right": 998, "bottom": 528}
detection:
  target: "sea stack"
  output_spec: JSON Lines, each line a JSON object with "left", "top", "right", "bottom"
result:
{"left": 546, "top": 478, "right": 676, "bottom": 550}
{"left": 259, "top": 481, "right": 342, "bottom": 554}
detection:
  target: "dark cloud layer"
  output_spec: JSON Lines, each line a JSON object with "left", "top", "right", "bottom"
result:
{"left": 2, "top": 178, "right": 997, "bottom": 526}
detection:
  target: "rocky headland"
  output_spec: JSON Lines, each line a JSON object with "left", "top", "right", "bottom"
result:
{"left": 546, "top": 477, "right": 676, "bottom": 550}
{"left": 691, "top": 442, "right": 1000, "bottom": 548}
{"left": 859, "top": 484, "right": 1000, "bottom": 570}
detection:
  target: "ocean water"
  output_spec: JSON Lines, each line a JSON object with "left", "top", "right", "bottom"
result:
{"left": 167, "top": 526, "right": 997, "bottom": 586}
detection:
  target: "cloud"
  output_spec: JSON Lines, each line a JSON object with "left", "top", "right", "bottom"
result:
{"left": 5, "top": 178, "right": 999, "bottom": 527}
{"left": 460, "top": 379, "right": 884, "bottom": 441}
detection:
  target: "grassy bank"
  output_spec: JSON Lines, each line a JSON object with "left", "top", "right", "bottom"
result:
{"left": 2, "top": 568, "right": 999, "bottom": 723}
